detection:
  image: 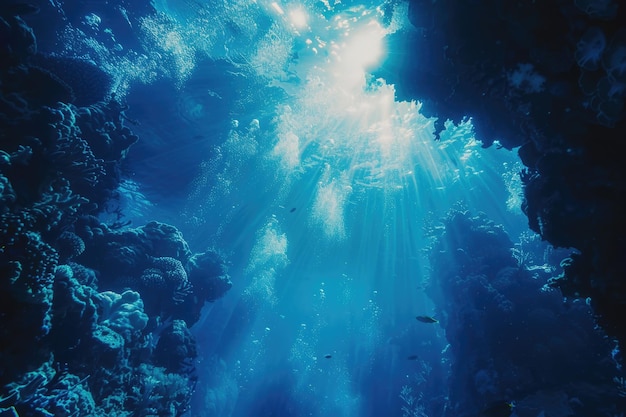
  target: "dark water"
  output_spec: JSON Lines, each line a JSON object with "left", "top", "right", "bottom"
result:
{"left": 2, "top": 0, "right": 625, "bottom": 416}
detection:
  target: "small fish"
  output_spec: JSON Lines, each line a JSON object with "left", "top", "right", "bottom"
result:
{"left": 481, "top": 401, "right": 514, "bottom": 417}
{"left": 407, "top": 355, "right": 419, "bottom": 360}
{"left": 416, "top": 315, "right": 438, "bottom": 324}
{"left": 324, "top": 354, "right": 332, "bottom": 359}
{"left": 290, "top": 207, "right": 296, "bottom": 213}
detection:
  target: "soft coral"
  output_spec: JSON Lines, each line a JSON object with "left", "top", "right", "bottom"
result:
{"left": 576, "top": 26, "right": 606, "bottom": 71}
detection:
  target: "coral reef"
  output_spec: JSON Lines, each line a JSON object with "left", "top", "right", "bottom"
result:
{"left": 0, "top": 10, "right": 231, "bottom": 417}
{"left": 153, "top": 320, "right": 197, "bottom": 374}
{"left": 426, "top": 209, "right": 625, "bottom": 417}
{"left": 95, "top": 289, "right": 149, "bottom": 342}
{"left": 389, "top": 0, "right": 626, "bottom": 351}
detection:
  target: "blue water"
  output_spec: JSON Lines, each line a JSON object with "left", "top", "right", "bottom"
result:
{"left": 19, "top": 0, "right": 623, "bottom": 416}
{"left": 117, "top": 3, "right": 524, "bottom": 415}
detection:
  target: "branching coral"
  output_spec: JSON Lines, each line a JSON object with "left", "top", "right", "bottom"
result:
{"left": 1, "top": 95, "right": 136, "bottom": 223}
{"left": 0, "top": 9, "right": 201, "bottom": 417}
{"left": 399, "top": 385, "right": 428, "bottom": 417}
{"left": 43, "top": 102, "right": 106, "bottom": 188}
{"left": 31, "top": 179, "right": 89, "bottom": 232}
{"left": 127, "top": 364, "right": 195, "bottom": 417}
{"left": 1, "top": 360, "right": 98, "bottom": 417}
{"left": 75, "top": 99, "right": 139, "bottom": 162}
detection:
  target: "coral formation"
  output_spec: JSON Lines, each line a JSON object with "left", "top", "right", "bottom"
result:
{"left": 153, "top": 320, "right": 197, "bottom": 374}
{"left": 386, "top": 0, "right": 626, "bottom": 352}
{"left": 0, "top": 8, "right": 230, "bottom": 416}
{"left": 426, "top": 208, "right": 625, "bottom": 417}
{"left": 95, "top": 290, "right": 149, "bottom": 342}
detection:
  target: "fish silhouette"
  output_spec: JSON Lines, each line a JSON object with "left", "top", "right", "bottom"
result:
{"left": 415, "top": 315, "right": 438, "bottom": 323}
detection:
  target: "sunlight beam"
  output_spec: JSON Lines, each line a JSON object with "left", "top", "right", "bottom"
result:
{"left": 344, "top": 20, "right": 386, "bottom": 69}
{"left": 289, "top": 7, "right": 308, "bottom": 30}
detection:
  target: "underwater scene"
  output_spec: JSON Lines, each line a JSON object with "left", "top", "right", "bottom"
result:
{"left": 1, "top": 0, "right": 626, "bottom": 416}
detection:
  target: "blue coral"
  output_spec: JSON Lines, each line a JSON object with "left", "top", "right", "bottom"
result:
{"left": 575, "top": 27, "right": 606, "bottom": 71}
{"left": 127, "top": 364, "right": 195, "bottom": 417}
{"left": 44, "top": 102, "right": 106, "bottom": 188}
{"left": 95, "top": 289, "right": 148, "bottom": 342}
{"left": 0, "top": 12, "right": 201, "bottom": 417}
{"left": 75, "top": 99, "right": 138, "bottom": 161}
{"left": 6, "top": 367, "right": 96, "bottom": 417}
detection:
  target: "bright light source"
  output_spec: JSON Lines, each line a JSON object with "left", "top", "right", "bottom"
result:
{"left": 345, "top": 20, "right": 385, "bottom": 69}
{"left": 271, "top": 2, "right": 284, "bottom": 15}
{"left": 289, "top": 7, "right": 308, "bottom": 29}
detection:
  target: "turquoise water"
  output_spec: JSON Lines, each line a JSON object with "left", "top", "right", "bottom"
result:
{"left": 115, "top": 2, "right": 527, "bottom": 416}
{"left": 116, "top": 2, "right": 527, "bottom": 415}
{"left": 11, "top": 0, "right": 604, "bottom": 416}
